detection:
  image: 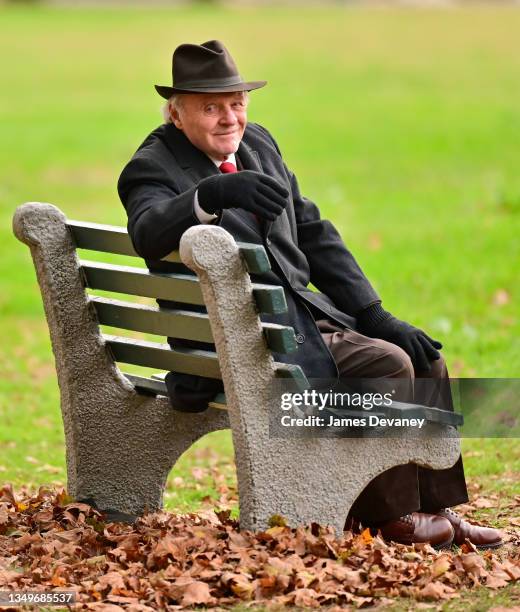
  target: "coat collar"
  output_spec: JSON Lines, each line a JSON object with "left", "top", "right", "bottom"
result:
{"left": 158, "top": 123, "right": 217, "bottom": 183}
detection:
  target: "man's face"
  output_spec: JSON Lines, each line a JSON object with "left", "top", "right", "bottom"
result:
{"left": 171, "top": 91, "right": 248, "bottom": 161}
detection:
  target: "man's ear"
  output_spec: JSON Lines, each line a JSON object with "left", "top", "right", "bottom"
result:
{"left": 171, "top": 105, "right": 183, "bottom": 130}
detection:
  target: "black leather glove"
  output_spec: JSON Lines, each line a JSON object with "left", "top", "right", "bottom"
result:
{"left": 198, "top": 170, "right": 289, "bottom": 221}
{"left": 358, "top": 302, "right": 442, "bottom": 372}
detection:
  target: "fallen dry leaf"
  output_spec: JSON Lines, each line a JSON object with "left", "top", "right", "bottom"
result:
{"left": 472, "top": 496, "right": 495, "bottom": 509}
{"left": 431, "top": 553, "right": 451, "bottom": 578}
{"left": 181, "top": 580, "right": 213, "bottom": 605}
{"left": 416, "top": 581, "right": 456, "bottom": 601}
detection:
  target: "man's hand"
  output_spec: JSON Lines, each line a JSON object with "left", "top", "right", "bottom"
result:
{"left": 358, "top": 303, "right": 442, "bottom": 372}
{"left": 198, "top": 170, "right": 289, "bottom": 221}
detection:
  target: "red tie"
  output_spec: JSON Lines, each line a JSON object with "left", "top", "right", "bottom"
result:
{"left": 219, "top": 161, "right": 237, "bottom": 174}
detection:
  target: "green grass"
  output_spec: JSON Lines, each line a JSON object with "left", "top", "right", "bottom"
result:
{"left": 0, "top": 5, "right": 518, "bottom": 514}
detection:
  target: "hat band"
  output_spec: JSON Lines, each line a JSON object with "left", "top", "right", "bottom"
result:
{"left": 173, "top": 75, "right": 245, "bottom": 89}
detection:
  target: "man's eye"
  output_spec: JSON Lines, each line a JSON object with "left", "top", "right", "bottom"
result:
{"left": 232, "top": 102, "right": 244, "bottom": 109}
{"left": 205, "top": 105, "right": 217, "bottom": 113}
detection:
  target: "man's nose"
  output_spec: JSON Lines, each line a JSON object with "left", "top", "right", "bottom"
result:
{"left": 218, "top": 107, "right": 237, "bottom": 124}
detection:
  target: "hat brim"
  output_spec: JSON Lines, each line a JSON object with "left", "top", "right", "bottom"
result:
{"left": 155, "top": 80, "right": 267, "bottom": 99}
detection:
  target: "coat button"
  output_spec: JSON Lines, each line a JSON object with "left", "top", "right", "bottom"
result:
{"left": 295, "top": 333, "right": 305, "bottom": 344}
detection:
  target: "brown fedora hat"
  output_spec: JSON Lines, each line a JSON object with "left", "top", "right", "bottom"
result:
{"left": 155, "top": 40, "right": 267, "bottom": 99}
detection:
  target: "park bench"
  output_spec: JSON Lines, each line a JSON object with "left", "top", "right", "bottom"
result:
{"left": 13, "top": 202, "right": 462, "bottom": 534}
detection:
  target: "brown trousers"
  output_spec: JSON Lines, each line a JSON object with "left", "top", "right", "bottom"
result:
{"left": 317, "top": 319, "right": 469, "bottom": 524}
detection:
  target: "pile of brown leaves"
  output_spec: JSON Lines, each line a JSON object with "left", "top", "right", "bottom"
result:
{"left": 0, "top": 485, "right": 519, "bottom": 610}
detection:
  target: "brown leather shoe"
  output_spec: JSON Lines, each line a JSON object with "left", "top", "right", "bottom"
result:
{"left": 372, "top": 512, "right": 455, "bottom": 549}
{"left": 436, "top": 508, "right": 503, "bottom": 549}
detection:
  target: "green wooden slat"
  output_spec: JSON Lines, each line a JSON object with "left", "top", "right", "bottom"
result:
{"left": 68, "top": 220, "right": 182, "bottom": 263}
{"left": 150, "top": 372, "right": 167, "bottom": 381}
{"left": 127, "top": 362, "right": 307, "bottom": 403}
{"left": 104, "top": 335, "right": 221, "bottom": 378}
{"left": 69, "top": 220, "right": 271, "bottom": 271}
{"left": 91, "top": 296, "right": 213, "bottom": 342}
{"left": 274, "top": 364, "right": 309, "bottom": 391}
{"left": 383, "top": 401, "right": 464, "bottom": 427}
{"left": 92, "top": 296, "right": 296, "bottom": 354}
{"left": 124, "top": 373, "right": 169, "bottom": 396}
{"left": 123, "top": 373, "right": 228, "bottom": 410}
{"left": 212, "top": 392, "right": 227, "bottom": 405}
{"left": 81, "top": 260, "right": 287, "bottom": 315}
{"left": 149, "top": 365, "right": 304, "bottom": 395}
{"left": 262, "top": 323, "right": 297, "bottom": 353}
{"left": 236, "top": 242, "right": 271, "bottom": 274}
{"left": 80, "top": 260, "right": 204, "bottom": 304}
{"left": 148, "top": 365, "right": 307, "bottom": 395}
{"left": 252, "top": 284, "right": 288, "bottom": 315}
{"left": 69, "top": 221, "right": 138, "bottom": 257}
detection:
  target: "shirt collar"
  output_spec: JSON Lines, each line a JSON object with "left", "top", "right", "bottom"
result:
{"left": 208, "top": 152, "right": 236, "bottom": 168}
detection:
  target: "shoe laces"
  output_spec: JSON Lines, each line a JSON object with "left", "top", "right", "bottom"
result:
{"left": 401, "top": 514, "right": 413, "bottom": 525}
{"left": 442, "top": 508, "right": 460, "bottom": 519}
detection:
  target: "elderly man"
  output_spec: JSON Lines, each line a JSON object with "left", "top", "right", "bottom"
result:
{"left": 118, "top": 40, "right": 501, "bottom": 549}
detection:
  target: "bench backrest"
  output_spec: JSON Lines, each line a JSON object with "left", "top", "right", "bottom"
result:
{"left": 67, "top": 220, "right": 309, "bottom": 402}
{"left": 14, "top": 203, "right": 461, "bottom": 427}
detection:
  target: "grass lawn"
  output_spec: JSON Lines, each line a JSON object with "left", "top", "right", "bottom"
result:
{"left": 0, "top": 4, "right": 519, "bottom": 608}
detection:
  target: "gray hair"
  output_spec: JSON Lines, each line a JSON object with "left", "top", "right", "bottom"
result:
{"left": 162, "top": 94, "right": 184, "bottom": 124}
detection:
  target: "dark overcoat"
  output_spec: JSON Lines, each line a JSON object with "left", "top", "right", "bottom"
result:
{"left": 118, "top": 122, "right": 380, "bottom": 381}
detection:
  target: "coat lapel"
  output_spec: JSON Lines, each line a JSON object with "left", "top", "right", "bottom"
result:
{"left": 159, "top": 124, "right": 219, "bottom": 185}
{"left": 237, "top": 140, "right": 269, "bottom": 237}
{"left": 237, "top": 139, "right": 262, "bottom": 172}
